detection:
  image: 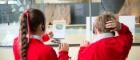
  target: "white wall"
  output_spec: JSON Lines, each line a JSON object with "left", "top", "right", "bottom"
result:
{"left": 0, "top": 47, "right": 14, "bottom": 60}
{"left": 127, "top": 46, "right": 140, "bottom": 60}
{"left": 0, "top": 46, "right": 140, "bottom": 60}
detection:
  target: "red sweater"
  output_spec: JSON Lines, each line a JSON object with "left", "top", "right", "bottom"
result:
{"left": 13, "top": 35, "right": 68, "bottom": 60}
{"left": 78, "top": 24, "right": 133, "bottom": 60}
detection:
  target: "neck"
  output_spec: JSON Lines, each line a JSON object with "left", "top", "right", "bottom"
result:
{"left": 94, "top": 31, "right": 103, "bottom": 35}
{"left": 91, "top": 32, "right": 114, "bottom": 43}
{"left": 32, "top": 32, "right": 42, "bottom": 37}
{"left": 31, "top": 31, "right": 43, "bottom": 41}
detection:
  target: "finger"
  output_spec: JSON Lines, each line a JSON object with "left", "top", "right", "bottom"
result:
{"left": 106, "top": 25, "right": 115, "bottom": 28}
{"left": 66, "top": 43, "right": 69, "bottom": 47}
{"left": 106, "top": 26, "right": 112, "bottom": 28}
{"left": 59, "top": 43, "right": 61, "bottom": 50}
{"left": 106, "top": 22, "right": 116, "bottom": 27}
{"left": 106, "top": 23, "right": 112, "bottom": 26}
{"left": 84, "top": 41, "right": 89, "bottom": 44}
{"left": 63, "top": 43, "right": 67, "bottom": 48}
{"left": 106, "top": 21, "right": 113, "bottom": 24}
{"left": 61, "top": 43, "right": 63, "bottom": 47}
{"left": 110, "top": 30, "right": 115, "bottom": 32}
{"left": 106, "top": 23, "right": 113, "bottom": 28}
{"left": 63, "top": 43, "right": 68, "bottom": 47}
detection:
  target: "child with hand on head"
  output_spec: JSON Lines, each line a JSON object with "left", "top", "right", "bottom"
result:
{"left": 78, "top": 12, "right": 133, "bottom": 60}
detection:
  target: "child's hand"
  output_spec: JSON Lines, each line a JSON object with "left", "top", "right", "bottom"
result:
{"left": 105, "top": 18, "right": 121, "bottom": 31}
{"left": 48, "top": 31, "right": 53, "bottom": 38}
{"left": 80, "top": 40, "right": 89, "bottom": 47}
{"left": 59, "top": 43, "right": 69, "bottom": 52}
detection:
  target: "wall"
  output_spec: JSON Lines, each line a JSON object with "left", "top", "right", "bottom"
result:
{"left": 0, "top": 46, "right": 140, "bottom": 60}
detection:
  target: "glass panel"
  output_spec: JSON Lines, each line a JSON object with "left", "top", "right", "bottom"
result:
{"left": 0, "top": 0, "right": 35, "bottom": 46}
{"left": 0, "top": 0, "right": 140, "bottom": 46}
{"left": 0, "top": 0, "right": 91, "bottom": 46}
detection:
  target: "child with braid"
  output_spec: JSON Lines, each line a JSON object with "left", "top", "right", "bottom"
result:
{"left": 13, "top": 8, "right": 69, "bottom": 60}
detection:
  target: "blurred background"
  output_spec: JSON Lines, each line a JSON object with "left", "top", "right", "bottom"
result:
{"left": 0, "top": 0, "right": 140, "bottom": 60}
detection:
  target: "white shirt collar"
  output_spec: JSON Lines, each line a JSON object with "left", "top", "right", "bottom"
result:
{"left": 32, "top": 35, "right": 42, "bottom": 41}
{"left": 91, "top": 33, "right": 114, "bottom": 43}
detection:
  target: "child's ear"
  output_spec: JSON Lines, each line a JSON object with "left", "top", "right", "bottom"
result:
{"left": 93, "top": 27, "right": 95, "bottom": 34}
{"left": 93, "top": 27, "right": 98, "bottom": 34}
{"left": 40, "top": 24, "right": 45, "bottom": 32}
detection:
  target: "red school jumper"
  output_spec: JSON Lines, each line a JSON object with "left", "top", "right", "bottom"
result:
{"left": 13, "top": 34, "right": 68, "bottom": 60}
{"left": 78, "top": 24, "right": 133, "bottom": 60}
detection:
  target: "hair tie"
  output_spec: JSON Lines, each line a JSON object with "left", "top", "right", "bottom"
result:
{"left": 23, "top": 10, "right": 30, "bottom": 42}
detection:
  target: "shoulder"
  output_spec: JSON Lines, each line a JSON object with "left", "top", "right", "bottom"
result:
{"left": 13, "top": 37, "right": 19, "bottom": 47}
{"left": 14, "top": 37, "right": 18, "bottom": 42}
{"left": 89, "top": 37, "right": 116, "bottom": 48}
{"left": 28, "top": 39, "right": 55, "bottom": 55}
{"left": 43, "top": 45, "right": 54, "bottom": 52}
{"left": 30, "top": 38, "right": 54, "bottom": 51}
{"left": 38, "top": 45, "right": 55, "bottom": 56}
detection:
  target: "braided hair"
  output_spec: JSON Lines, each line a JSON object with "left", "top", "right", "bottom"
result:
{"left": 20, "top": 8, "right": 45, "bottom": 60}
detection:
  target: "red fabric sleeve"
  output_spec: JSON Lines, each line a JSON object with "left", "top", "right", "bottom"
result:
{"left": 47, "top": 48, "right": 58, "bottom": 60}
{"left": 117, "top": 24, "right": 133, "bottom": 57}
{"left": 13, "top": 37, "right": 21, "bottom": 60}
{"left": 78, "top": 47, "right": 86, "bottom": 60}
{"left": 48, "top": 48, "right": 69, "bottom": 60}
{"left": 47, "top": 48, "right": 69, "bottom": 60}
{"left": 59, "top": 51, "right": 69, "bottom": 60}
{"left": 115, "top": 23, "right": 133, "bottom": 57}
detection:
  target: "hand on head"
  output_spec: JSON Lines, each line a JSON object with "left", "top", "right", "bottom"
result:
{"left": 105, "top": 17, "right": 121, "bottom": 32}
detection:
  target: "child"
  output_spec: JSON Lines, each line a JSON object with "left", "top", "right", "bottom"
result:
{"left": 78, "top": 13, "right": 133, "bottom": 60}
{"left": 13, "top": 9, "right": 69, "bottom": 60}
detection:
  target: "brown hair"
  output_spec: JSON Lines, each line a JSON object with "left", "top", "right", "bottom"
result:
{"left": 93, "top": 12, "right": 116, "bottom": 33}
{"left": 20, "top": 8, "right": 45, "bottom": 60}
